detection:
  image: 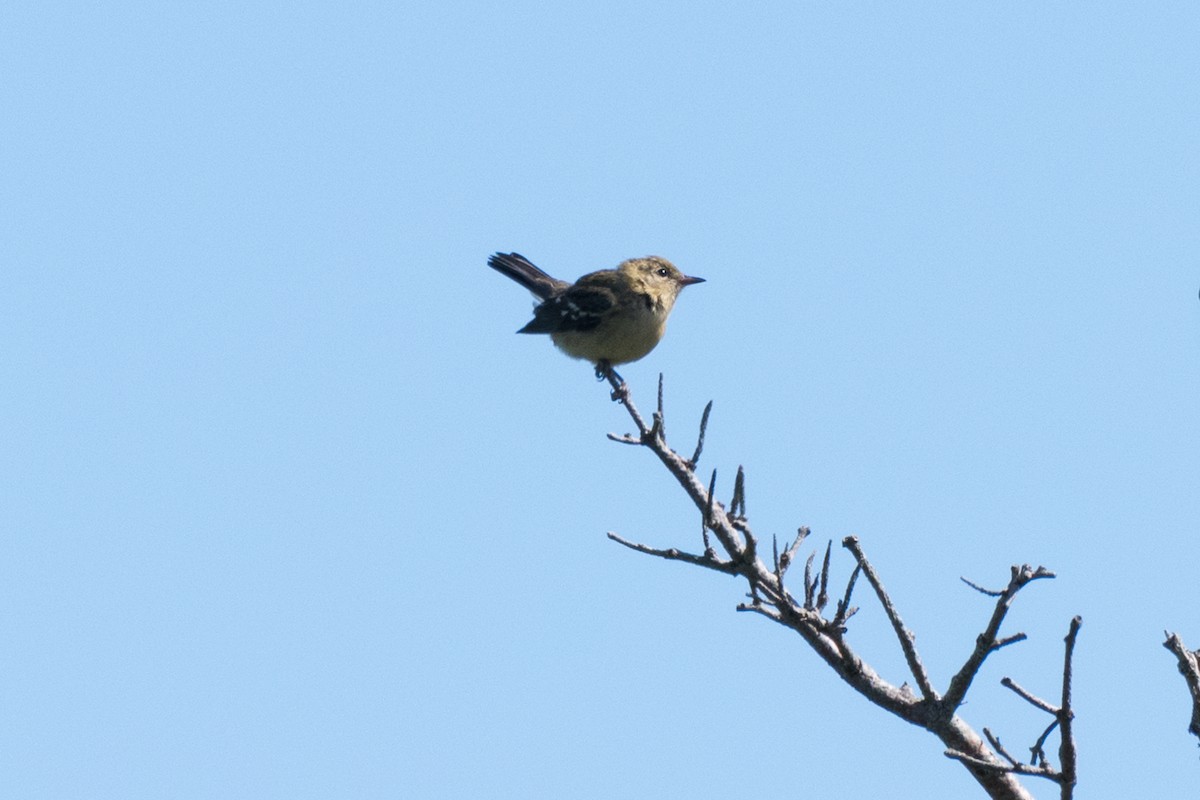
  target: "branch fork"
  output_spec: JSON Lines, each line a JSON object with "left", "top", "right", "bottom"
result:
{"left": 599, "top": 375, "right": 1080, "bottom": 800}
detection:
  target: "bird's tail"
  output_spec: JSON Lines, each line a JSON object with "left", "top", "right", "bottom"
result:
{"left": 487, "top": 252, "right": 569, "bottom": 300}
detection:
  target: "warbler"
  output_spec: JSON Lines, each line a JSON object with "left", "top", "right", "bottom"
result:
{"left": 488, "top": 252, "right": 704, "bottom": 372}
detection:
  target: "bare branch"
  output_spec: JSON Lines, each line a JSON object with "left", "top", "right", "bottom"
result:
{"left": 778, "top": 526, "right": 808, "bottom": 579}
{"left": 943, "top": 565, "right": 1056, "bottom": 712}
{"left": 1163, "top": 631, "right": 1200, "bottom": 743}
{"left": 1001, "top": 677, "right": 1058, "bottom": 715}
{"left": 961, "top": 576, "right": 1004, "bottom": 597}
{"left": 770, "top": 535, "right": 797, "bottom": 607}
{"left": 687, "top": 400, "right": 714, "bottom": 469}
{"left": 817, "top": 541, "right": 831, "bottom": 611}
{"left": 946, "top": 748, "right": 1010, "bottom": 773}
{"left": 831, "top": 564, "right": 862, "bottom": 630}
{"left": 705, "top": 469, "right": 717, "bottom": 527}
{"left": 1058, "top": 616, "right": 1081, "bottom": 797}
{"left": 945, "top": 749, "right": 1059, "bottom": 780}
{"left": 599, "top": 376, "right": 1041, "bottom": 800}
{"left": 653, "top": 373, "right": 665, "bottom": 440}
{"left": 606, "top": 432, "right": 642, "bottom": 445}
{"left": 951, "top": 618, "right": 1079, "bottom": 794}
{"left": 730, "top": 465, "right": 746, "bottom": 519}
{"left": 985, "top": 728, "right": 1019, "bottom": 767}
{"left": 737, "top": 602, "right": 782, "bottom": 622}
{"left": 843, "top": 536, "right": 936, "bottom": 700}
{"left": 1030, "top": 719, "right": 1059, "bottom": 767}
{"left": 992, "top": 633, "right": 1028, "bottom": 651}
{"left": 606, "top": 532, "right": 738, "bottom": 575}
{"left": 803, "top": 551, "right": 816, "bottom": 609}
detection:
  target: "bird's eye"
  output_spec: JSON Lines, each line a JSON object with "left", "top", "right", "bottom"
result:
{"left": 656, "top": 267, "right": 669, "bottom": 277}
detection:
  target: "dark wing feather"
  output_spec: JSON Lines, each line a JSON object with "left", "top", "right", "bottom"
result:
{"left": 518, "top": 284, "right": 615, "bottom": 334}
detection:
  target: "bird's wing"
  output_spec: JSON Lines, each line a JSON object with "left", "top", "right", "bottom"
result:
{"left": 517, "top": 283, "right": 615, "bottom": 334}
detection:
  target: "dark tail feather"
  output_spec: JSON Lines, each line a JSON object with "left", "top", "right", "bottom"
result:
{"left": 487, "top": 252, "right": 568, "bottom": 300}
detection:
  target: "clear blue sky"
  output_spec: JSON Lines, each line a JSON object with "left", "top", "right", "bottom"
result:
{"left": 3, "top": 3, "right": 1198, "bottom": 798}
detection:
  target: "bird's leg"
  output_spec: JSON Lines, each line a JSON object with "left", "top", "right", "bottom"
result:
{"left": 596, "top": 360, "right": 629, "bottom": 402}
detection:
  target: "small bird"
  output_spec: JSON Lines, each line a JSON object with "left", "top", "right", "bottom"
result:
{"left": 488, "top": 252, "right": 704, "bottom": 378}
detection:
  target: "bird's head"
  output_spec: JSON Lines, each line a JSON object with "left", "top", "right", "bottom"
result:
{"left": 620, "top": 256, "right": 705, "bottom": 310}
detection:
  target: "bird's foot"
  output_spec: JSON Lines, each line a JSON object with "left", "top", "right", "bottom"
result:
{"left": 595, "top": 360, "right": 628, "bottom": 402}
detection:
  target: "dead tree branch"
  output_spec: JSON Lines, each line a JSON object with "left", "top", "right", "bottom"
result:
{"left": 597, "top": 373, "right": 1083, "bottom": 800}
{"left": 943, "top": 566, "right": 1056, "bottom": 713}
{"left": 949, "top": 616, "right": 1081, "bottom": 798}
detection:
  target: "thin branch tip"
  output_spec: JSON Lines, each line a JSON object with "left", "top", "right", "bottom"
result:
{"left": 687, "top": 400, "right": 714, "bottom": 468}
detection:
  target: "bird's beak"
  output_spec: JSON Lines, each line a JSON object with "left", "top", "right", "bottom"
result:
{"left": 680, "top": 275, "right": 705, "bottom": 286}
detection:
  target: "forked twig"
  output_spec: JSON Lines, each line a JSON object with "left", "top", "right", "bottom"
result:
{"left": 949, "top": 616, "right": 1080, "bottom": 798}
{"left": 943, "top": 565, "right": 1056, "bottom": 712}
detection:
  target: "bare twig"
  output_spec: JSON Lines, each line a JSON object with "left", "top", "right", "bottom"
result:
{"left": 831, "top": 563, "right": 862, "bottom": 630}
{"left": 985, "top": 728, "right": 1019, "bottom": 766}
{"left": 653, "top": 373, "right": 665, "bottom": 440}
{"left": 779, "top": 527, "right": 808, "bottom": 578}
{"left": 961, "top": 576, "right": 1004, "bottom": 597}
{"left": 1058, "top": 617, "right": 1081, "bottom": 797}
{"left": 803, "top": 551, "right": 816, "bottom": 608}
{"left": 687, "top": 400, "right": 714, "bottom": 469}
{"left": 702, "top": 469, "right": 716, "bottom": 555}
{"left": 737, "top": 602, "right": 782, "bottom": 622}
{"left": 992, "top": 633, "right": 1028, "bottom": 651}
{"left": 1030, "top": 719, "right": 1059, "bottom": 766}
{"left": 945, "top": 749, "right": 1059, "bottom": 780}
{"left": 606, "top": 432, "right": 642, "bottom": 445}
{"left": 843, "top": 536, "right": 936, "bottom": 701}
{"left": 730, "top": 465, "right": 746, "bottom": 519}
{"left": 606, "top": 532, "right": 737, "bottom": 575}
{"left": 1001, "top": 677, "right": 1057, "bottom": 715}
{"left": 817, "top": 541, "right": 831, "bottom": 611}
